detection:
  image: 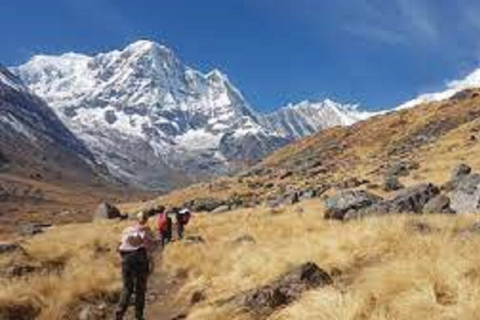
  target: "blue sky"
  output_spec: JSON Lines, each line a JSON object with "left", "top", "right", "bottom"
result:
{"left": 2, "top": 0, "right": 480, "bottom": 111}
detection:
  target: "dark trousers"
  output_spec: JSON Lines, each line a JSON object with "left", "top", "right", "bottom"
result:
{"left": 116, "top": 248, "right": 149, "bottom": 320}
{"left": 177, "top": 222, "right": 184, "bottom": 239}
{"left": 160, "top": 230, "right": 172, "bottom": 247}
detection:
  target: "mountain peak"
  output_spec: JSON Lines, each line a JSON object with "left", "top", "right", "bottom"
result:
{"left": 123, "top": 40, "right": 174, "bottom": 58}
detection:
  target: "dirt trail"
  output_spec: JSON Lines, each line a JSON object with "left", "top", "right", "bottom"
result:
{"left": 144, "top": 253, "right": 189, "bottom": 320}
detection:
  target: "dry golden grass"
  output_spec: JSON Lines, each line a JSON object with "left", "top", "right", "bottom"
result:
{"left": 2, "top": 198, "right": 480, "bottom": 319}
{"left": 0, "top": 221, "right": 128, "bottom": 319}
{"left": 160, "top": 200, "right": 480, "bottom": 320}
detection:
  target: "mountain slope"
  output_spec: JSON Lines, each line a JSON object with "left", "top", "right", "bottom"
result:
{"left": 0, "top": 66, "right": 141, "bottom": 234}
{"left": 13, "top": 40, "right": 370, "bottom": 189}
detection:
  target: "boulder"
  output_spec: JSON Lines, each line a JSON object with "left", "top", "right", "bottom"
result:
{"left": 224, "top": 262, "right": 332, "bottom": 315}
{"left": 451, "top": 163, "right": 472, "bottom": 180}
{"left": 324, "top": 190, "right": 382, "bottom": 220}
{"left": 0, "top": 242, "right": 20, "bottom": 254}
{"left": 186, "top": 197, "right": 225, "bottom": 212}
{"left": 422, "top": 195, "right": 455, "bottom": 214}
{"left": 444, "top": 163, "right": 473, "bottom": 191}
{"left": 336, "top": 177, "right": 369, "bottom": 189}
{"left": 450, "top": 173, "right": 480, "bottom": 213}
{"left": 17, "top": 223, "right": 51, "bottom": 237}
{"left": 346, "top": 183, "right": 440, "bottom": 220}
{"left": 386, "top": 161, "right": 418, "bottom": 177}
{"left": 94, "top": 202, "right": 121, "bottom": 220}
{"left": 382, "top": 175, "right": 404, "bottom": 192}
{"left": 211, "top": 205, "right": 230, "bottom": 214}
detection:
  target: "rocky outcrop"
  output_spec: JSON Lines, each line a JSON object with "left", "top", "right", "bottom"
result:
{"left": 324, "top": 190, "right": 382, "bottom": 220}
{"left": 422, "top": 195, "right": 455, "bottom": 214}
{"left": 345, "top": 183, "right": 440, "bottom": 220}
{"left": 449, "top": 173, "right": 480, "bottom": 214}
{"left": 93, "top": 202, "right": 122, "bottom": 220}
{"left": 222, "top": 262, "right": 332, "bottom": 316}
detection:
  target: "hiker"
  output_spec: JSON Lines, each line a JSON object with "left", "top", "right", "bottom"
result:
{"left": 155, "top": 206, "right": 173, "bottom": 247}
{"left": 175, "top": 208, "right": 191, "bottom": 239}
{"left": 116, "top": 211, "right": 155, "bottom": 320}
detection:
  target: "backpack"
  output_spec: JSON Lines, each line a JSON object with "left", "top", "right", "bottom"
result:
{"left": 156, "top": 213, "right": 168, "bottom": 232}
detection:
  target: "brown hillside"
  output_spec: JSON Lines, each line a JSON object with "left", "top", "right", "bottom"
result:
{"left": 134, "top": 88, "right": 480, "bottom": 212}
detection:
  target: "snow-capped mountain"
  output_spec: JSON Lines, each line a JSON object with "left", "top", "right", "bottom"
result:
{"left": 261, "top": 99, "right": 373, "bottom": 140}
{"left": 12, "top": 40, "right": 370, "bottom": 189}
{"left": 0, "top": 65, "right": 102, "bottom": 183}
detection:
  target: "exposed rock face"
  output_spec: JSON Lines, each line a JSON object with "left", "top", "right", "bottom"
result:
{"left": 224, "top": 262, "right": 332, "bottom": 315}
{"left": 324, "top": 190, "right": 383, "bottom": 220}
{"left": 423, "top": 195, "right": 455, "bottom": 214}
{"left": 94, "top": 202, "right": 122, "bottom": 220}
{"left": 345, "top": 183, "right": 440, "bottom": 220}
{"left": 444, "top": 163, "right": 473, "bottom": 191}
{"left": 450, "top": 173, "right": 480, "bottom": 213}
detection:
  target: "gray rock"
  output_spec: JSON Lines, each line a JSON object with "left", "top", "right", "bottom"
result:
{"left": 450, "top": 173, "right": 480, "bottom": 213}
{"left": 423, "top": 195, "right": 455, "bottom": 214}
{"left": 382, "top": 175, "right": 404, "bottom": 192}
{"left": 185, "top": 197, "right": 225, "bottom": 212}
{"left": 346, "top": 183, "right": 440, "bottom": 220}
{"left": 324, "top": 190, "right": 383, "bottom": 220}
{"left": 211, "top": 205, "right": 230, "bottom": 214}
{"left": 451, "top": 163, "right": 472, "bottom": 180}
{"left": 17, "top": 223, "right": 51, "bottom": 236}
{"left": 444, "top": 163, "right": 473, "bottom": 191}
{"left": 222, "top": 262, "right": 332, "bottom": 316}
{"left": 94, "top": 202, "right": 122, "bottom": 220}
{"left": 0, "top": 242, "right": 20, "bottom": 254}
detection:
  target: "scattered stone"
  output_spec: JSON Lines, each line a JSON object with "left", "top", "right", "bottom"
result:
{"left": 324, "top": 190, "right": 383, "bottom": 220}
{"left": 94, "top": 202, "right": 122, "bottom": 220}
{"left": 386, "top": 161, "right": 418, "bottom": 177}
{"left": 185, "top": 197, "right": 225, "bottom": 212}
{"left": 233, "top": 235, "right": 256, "bottom": 245}
{"left": 336, "top": 177, "right": 369, "bottom": 189}
{"left": 0, "top": 242, "right": 20, "bottom": 254}
{"left": 184, "top": 235, "right": 205, "bottom": 245}
{"left": 223, "top": 262, "right": 332, "bottom": 315}
{"left": 17, "top": 223, "right": 51, "bottom": 237}
{"left": 405, "top": 220, "right": 439, "bottom": 234}
{"left": 346, "top": 183, "right": 440, "bottom": 220}
{"left": 211, "top": 205, "right": 230, "bottom": 214}
{"left": 190, "top": 290, "right": 207, "bottom": 306}
{"left": 382, "top": 175, "right": 404, "bottom": 192}
{"left": 450, "top": 173, "right": 480, "bottom": 213}
{"left": 422, "top": 195, "right": 455, "bottom": 214}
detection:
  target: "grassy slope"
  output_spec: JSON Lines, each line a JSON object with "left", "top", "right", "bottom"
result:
{"left": 3, "top": 201, "right": 480, "bottom": 319}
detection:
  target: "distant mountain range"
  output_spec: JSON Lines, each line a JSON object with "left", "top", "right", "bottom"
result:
{"left": 8, "top": 40, "right": 480, "bottom": 190}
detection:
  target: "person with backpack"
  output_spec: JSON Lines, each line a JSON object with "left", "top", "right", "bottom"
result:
{"left": 155, "top": 206, "right": 173, "bottom": 247}
{"left": 116, "top": 211, "right": 155, "bottom": 320}
{"left": 175, "top": 208, "right": 191, "bottom": 239}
